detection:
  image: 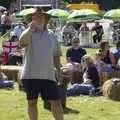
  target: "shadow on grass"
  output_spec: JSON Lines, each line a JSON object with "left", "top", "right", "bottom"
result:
{"left": 63, "top": 107, "right": 80, "bottom": 114}
{"left": 43, "top": 101, "right": 80, "bottom": 114}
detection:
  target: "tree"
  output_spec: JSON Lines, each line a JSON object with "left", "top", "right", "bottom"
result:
{"left": 0, "top": 0, "right": 15, "bottom": 9}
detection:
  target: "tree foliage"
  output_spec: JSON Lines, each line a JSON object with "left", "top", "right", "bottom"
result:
{"left": 0, "top": 0, "right": 11, "bottom": 4}
{"left": 0, "top": 0, "right": 14, "bottom": 9}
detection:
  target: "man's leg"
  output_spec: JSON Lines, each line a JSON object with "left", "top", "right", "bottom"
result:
{"left": 49, "top": 100, "right": 64, "bottom": 120}
{"left": 28, "top": 99, "right": 38, "bottom": 120}
{"left": 98, "top": 35, "right": 102, "bottom": 43}
{"left": 93, "top": 35, "right": 97, "bottom": 43}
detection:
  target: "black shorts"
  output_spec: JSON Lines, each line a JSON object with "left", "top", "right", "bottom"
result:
{"left": 22, "top": 79, "right": 61, "bottom": 100}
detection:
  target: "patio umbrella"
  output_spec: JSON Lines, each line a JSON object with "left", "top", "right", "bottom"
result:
{"left": 16, "top": 8, "right": 36, "bottom": 17}
{"left": 0, "top": 6, "right": 6, "bottom": 11}
{"left": 68, "top": 9, "right": 100, "bottom": 20}
{"left": 47, "top": 9, "right": 69, "bottom": 19}
{"left": 67, "top": 16, "right": 101, "bottom": 23}
{"left": 104, "top": 9, "right": 120, "bottom": 19}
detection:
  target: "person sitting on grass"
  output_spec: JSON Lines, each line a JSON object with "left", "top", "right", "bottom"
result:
{"left": 65, "top": 37, "right": 86, "bottom": 72}
{"left": 111, "top": 41, "right": 120, "bottom": 65}
{"left": 66, "top": 37, "right": 86, "bottom": 64}
{"left": 1, "top": 32, "right": 19, "bottom": 65}
{"left": 8, "top": 48, "right": 24, "bottom": 65}
{"left": 61, "top": 37, "right": 86, "bottom": 84}
{"left": 95, "top": 41, "right": 116, "bottom": 73}
{"left": 67, "top": 55, "right": 100, "bottom": 96}
{"left": 95, "top": 41, "right": 119, "bottom": 85}
{"left": 82, "top": 55, "right": 100, "bottom": 88}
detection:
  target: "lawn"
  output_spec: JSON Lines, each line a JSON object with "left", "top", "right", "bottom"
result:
{"left": 0, "top": 45, "right": 120, "bottom": 120}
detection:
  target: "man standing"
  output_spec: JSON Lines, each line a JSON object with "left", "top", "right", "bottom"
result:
{"left": 79, "top": 22, "right": 90, "bottom": 46}
{"left": 19, "top": 9, "right": 63, "bottom": 120}
{"left": 66, "top": 37, "right": 86, "bottom": 64}
{"left": 92, "top": 22, "right": 104, "bottom": 43}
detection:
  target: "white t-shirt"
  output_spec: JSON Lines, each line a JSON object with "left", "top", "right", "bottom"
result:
{"left": 11, "top": 13, "right": 18, "bottom": 24}
{"left": 14, "top": 26, "right": 25, "bottom": 38}
{"left": 1, "top": 14, "right": 6, "bottom": 25}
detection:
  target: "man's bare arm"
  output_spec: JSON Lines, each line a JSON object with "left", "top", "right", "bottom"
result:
{"left": 54, "top": 56, "right": 61, "bottom": 73}
{"left": 53, "top": 55, "right": 62, "bottom": 84}
{"left": 19, "top": 21, "right": 37, "bottom": 48}
{"left": 19, "top": 29, "right": 32, "bottom": 48}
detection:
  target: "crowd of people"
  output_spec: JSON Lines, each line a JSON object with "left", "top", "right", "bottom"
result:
{"left": 0, "top": 8, "right": 120, "bottom": 120}
{"left": 0, "top": 10, "right": 26, "bottom": 35}
{"left": 61, "top": 21, "right": 104, "bottom": 46}
{"left": 0, "top": 10, "right": 26, "bottom": 65}
{"left": 65, "top": 37, "right": 120, "bottom": 95}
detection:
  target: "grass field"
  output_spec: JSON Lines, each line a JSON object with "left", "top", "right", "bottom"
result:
{"left": 0, "top": 45, "right": 120, "bottom": 120}
{"left": 1, "top": 87, "right": 120, "bottom": 120}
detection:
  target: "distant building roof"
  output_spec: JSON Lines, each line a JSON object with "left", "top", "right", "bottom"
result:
{"left": 23, "top": 0, "right": 52, "bottom": 4}
{"left": 22, "top": 4, "right": 52, "bottom": 7}
{"left": 22, "top": 0, "right": 56, "bottom": 9}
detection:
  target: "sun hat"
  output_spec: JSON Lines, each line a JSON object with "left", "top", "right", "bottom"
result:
{"left": 27, "top": 8, "right": 51, "bottom": 21}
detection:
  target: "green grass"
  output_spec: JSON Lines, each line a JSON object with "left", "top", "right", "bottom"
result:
{"left": 0, "top": 45, "right": 120, "bottom": 120}
{"left": 1, "top": 87, "right": 120, "bottom": 120}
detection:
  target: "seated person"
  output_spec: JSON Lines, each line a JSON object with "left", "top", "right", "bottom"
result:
{"left": 110, "top": 41, "right": 120, "bottom": 65}
{"left": 1, "top": 32, "right": 19, "bottom": 65}
{"left": 62, "top": 37, "right": 87, "bottom": 84}
{"left": 67, "top": 55, "right": 100, "bottom": 96}
{"left": 65, "top": 37, "right": 86, "bottom": 72}
{"left": 82, "top": 55, "right": 100, "bottom": 88}
{"left": 8, "top": 48, "right": 24, "bottom": 65}
{"left": 0, "top": 71, "right": 14, "bottom": 88}
{"left": 95, "top": 41, "right": 116, "bottom": 73}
